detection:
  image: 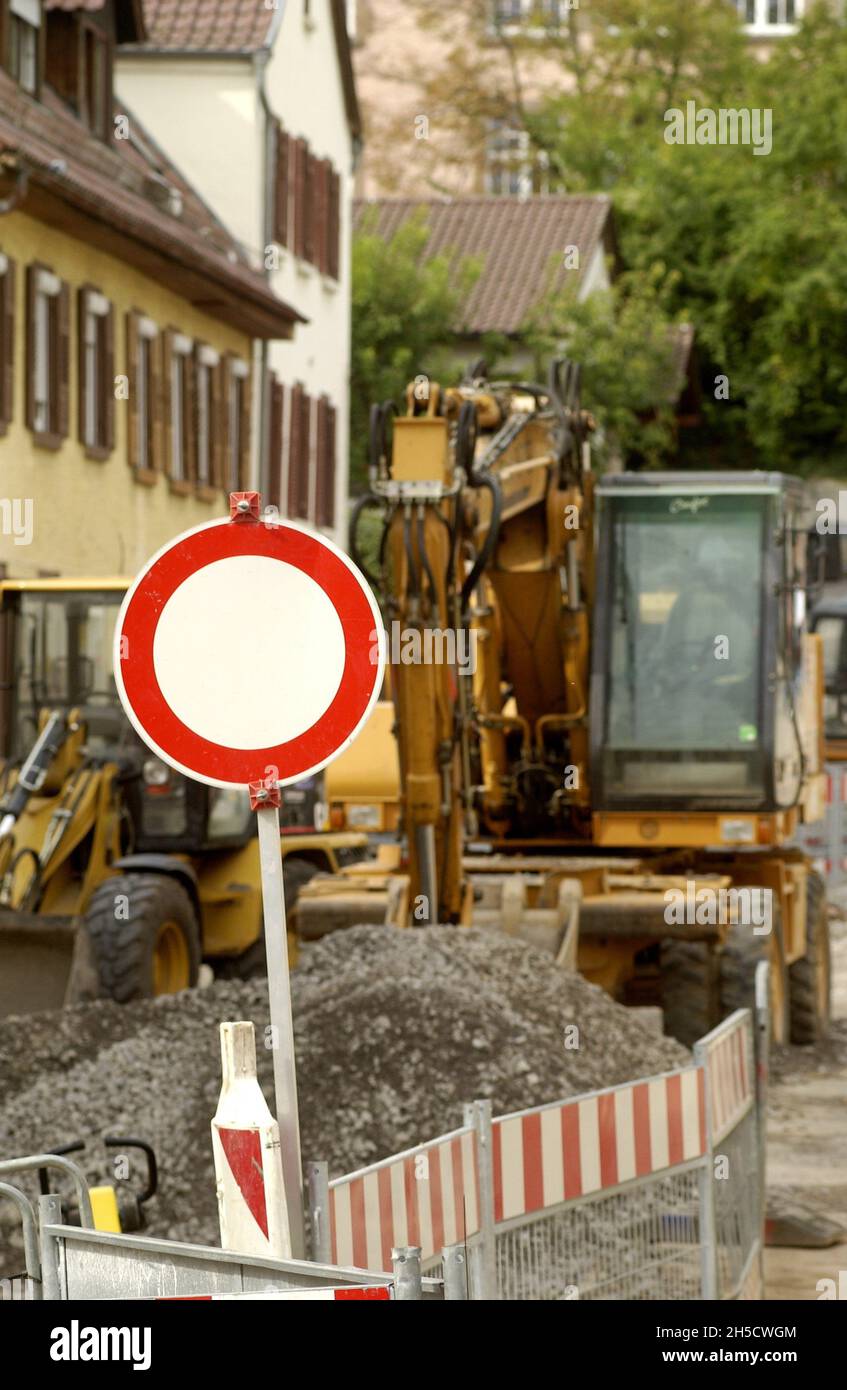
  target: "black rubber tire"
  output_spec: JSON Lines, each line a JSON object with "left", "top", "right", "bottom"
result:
{"left": 660, "top": 939, "right": 721, "bottom": 1046}
{"left": 83, "top": 873, "right": 201, "bottom": 1004}
{"left": 282, "top": 857, "right": 321, "bottom": 918}
{"left": 720, "top": 905, "right": 789, "bottom": 1043}
{"left": 789, "top": 869, "right": 831, "bottom": 1045}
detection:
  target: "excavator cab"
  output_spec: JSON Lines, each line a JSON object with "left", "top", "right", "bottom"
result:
{"left": 591, "top": 474, "right": 823, "bottom": 825}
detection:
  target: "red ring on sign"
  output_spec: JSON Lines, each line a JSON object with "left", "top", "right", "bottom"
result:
{"left": 118, "top": 522, "right": 379, "bottom": 785}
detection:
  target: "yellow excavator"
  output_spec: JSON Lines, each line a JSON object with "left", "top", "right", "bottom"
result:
{"left": 0, "top": 579, "right": 366, "bottom": 1018}
{"left": 298, "top": 361, "right": 831, "bottom": 1046}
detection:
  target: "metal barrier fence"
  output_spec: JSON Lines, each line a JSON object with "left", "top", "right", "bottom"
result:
{"left": 2, "top": 992, "right": 769, "bottom": 1303}
{"left": 795, "top": 760, "right": 847, "bottom": 887}
{"left": 693, "top": 1004, "right": 763, "bottom": 1300}
{"left": 313, "top": 994, "right": 769, "bottom": 1302}
{"left": 0, "top": 1185, "right": 447, "bottom": 1301}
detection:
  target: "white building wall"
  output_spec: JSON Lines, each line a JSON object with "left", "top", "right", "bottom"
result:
{"left": 264, "top": 1, "right": 355, "bottom": 548}
{"left": 116, "top": 59, "right": 264, "bottom": 260}
{"left": 116, "top": 0, "right": 355, "bottom": 549}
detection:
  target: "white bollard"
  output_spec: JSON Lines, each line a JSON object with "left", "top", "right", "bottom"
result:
{"left": 211, "top": 1021, "right": 292, "bottom": 1260}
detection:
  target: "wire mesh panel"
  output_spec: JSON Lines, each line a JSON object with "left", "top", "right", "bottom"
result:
{"left": 712, "top": 1107, "right": 761, "bottom": 1299}
{"left": 495, "top": 1167, "right": 704, "bottom": 1301}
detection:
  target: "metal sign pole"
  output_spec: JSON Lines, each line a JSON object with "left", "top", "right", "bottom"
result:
{"left": 251, "top": 780, "right": 305, "bottom": 1259}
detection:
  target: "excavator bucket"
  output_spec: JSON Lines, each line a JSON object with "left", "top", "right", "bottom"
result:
{"left": 0, "top": 910, "right": 100, "bottom": 1018}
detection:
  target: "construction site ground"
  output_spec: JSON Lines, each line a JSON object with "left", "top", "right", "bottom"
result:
{"left": 764, "top": 902, "right": 847, "bottom": 1299}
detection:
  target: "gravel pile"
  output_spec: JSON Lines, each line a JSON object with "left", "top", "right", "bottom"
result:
{"left": 0, "top": 926, "right": 687, "bottom": 1268}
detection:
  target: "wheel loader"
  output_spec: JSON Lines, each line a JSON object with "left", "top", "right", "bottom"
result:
{"left": 297, "top": 361, "right": 832, "bottom": 1046}
{"left": 0, "top": 579, "right": 367, "bottom": 1018}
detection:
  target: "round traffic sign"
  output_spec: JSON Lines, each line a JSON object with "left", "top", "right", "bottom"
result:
{"left": 114, "top": 508, "right": 385, "bottom": 789}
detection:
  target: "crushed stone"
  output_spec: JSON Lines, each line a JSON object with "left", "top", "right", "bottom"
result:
{"left": 0, "top": 926, "right": 688, "bottom": 1268}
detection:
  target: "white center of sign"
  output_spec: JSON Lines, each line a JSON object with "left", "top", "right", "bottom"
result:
{"left": 153, "top": 555, "right": 346, "bottom": 751}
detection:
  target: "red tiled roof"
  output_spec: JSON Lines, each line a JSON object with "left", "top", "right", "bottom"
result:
{"left": 0, "top": 69, "right": 301, "bottom": 339}
{"left": 125, "top": 0, "right": 361, "bottom": 137}
{"left": 137, "top": 0, "right": 274, "bottom": 52}
{"left": 353, "top": 196, "right": 616, "bottom": 336}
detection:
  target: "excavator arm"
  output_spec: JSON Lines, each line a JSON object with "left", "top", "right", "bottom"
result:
{"left": 352, "top": 362, "right": 595, "bottom": 924}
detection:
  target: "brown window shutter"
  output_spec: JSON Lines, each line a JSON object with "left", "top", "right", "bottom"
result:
{"left": 315, "top": 397, "right": 336, "bottom": 529}
{"left": 267, "top": 373, "right": 284, "bottom": 509}
{"left": 300, "top": 390, "right": 312, "bottom": 520}
{"left": 287, "top": 381, "right": 304, "bottom": 517}
{"left": 150, "top": 330, "right": 164, "bottom": 473}
{"left": 222, "top": 354, "right": 234, "bottom": 488}
{"left": 328, "top": 169, "right": 341, "bottom": 280}
{"left": 293, "top": 138, "right": 308, "bottom": 259}
{"left": 0, "top": 257, "right": 15, "bottom": 432}
{"left": 313, "top": 159, "right": 329, "bottom": 275}
{"left": 76, "top": 286, "right": 88, "bottom": 446}
{"left": 25, "top": 264, "right": 36, "bottom": 430}
{"left": 184, "top": 351, "right": 197, "bottom": 482}
{"left": 303, "top": 150, "right": 315, "bottom": 267}
{"left": 238, "top": 370, "right": 251, "bottom": 492}
{"left": 210, "top": 359, "right": 224, "bottom": 488}
{"left": 274, "top": 124, "right": 289, "bottom": 248}
{"left": 56, "top": 279, "right": 70, "bottom": 439}
{"left": 162, "top": 328, "right": 175, "bottom": 477}
{"left": 326, "top": 402, "right": 336, "bottom": 528}
{"left": 102, "top": 301, "right": 115, "bottom": 452}
{"left": 314, "top": 395, "right": 328, "bottom": 525}
{"left": 126, "top": 310, "right": 139, "bottom": 469}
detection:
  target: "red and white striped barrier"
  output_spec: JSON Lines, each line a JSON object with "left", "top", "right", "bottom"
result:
{"left": 160, "top": 1286, "right": 392, "bottom": 1301}
{"left": 211, "top": 1022, "right": 292, "bottom": 1260}
{"left": 699, "top": 1012, "right": 754, "bottom": 1144}
{"left": 329, "top": 1126, "right": 480, "bottom": 1271}
{"left": 491, "top": 1068, "right": 706, "bottom": 1224}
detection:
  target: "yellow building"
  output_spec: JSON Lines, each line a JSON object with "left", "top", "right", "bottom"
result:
{"left": 0, "top": 0, "right": 300, "bottom": 579}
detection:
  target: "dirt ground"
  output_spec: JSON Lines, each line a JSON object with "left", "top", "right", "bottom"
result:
{"left": 763, "top": 907, "right": 847, "bottom": 1300}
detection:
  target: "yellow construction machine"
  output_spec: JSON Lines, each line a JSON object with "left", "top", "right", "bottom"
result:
{"left": 298, "top": 362, "right": 831, "bottom": 1046}
{"left": 0, "top": 579, "right": 366, "bottom": 1017}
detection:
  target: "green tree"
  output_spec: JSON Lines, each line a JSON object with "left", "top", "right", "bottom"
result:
{"left": 350, "top": 211, "right": 480, "bottom": 490}
{"left": 616, "top": 9, "right": 847, "bottom": 472}
{"left": 524, "top": 266, "right": 681, "bottom": 467}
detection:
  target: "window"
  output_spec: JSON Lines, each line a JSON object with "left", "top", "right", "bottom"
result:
{"left": 126, "top": 311, "right": 159, "bottom": 475}
{"left": 282, "top": 388, "right": 335, "bottom": 528}
{"left": 194, "top": 344, "right": 221, "bottom": 490}
{"left": 43, "top": 11, "right": 111, "bottom": 139}
{"left": 26, "top": 264, "right": 69, "bottom": 448}
{"left": 491, "top": 0, "right": 564, "bottom": 32}
{"left": 226, "top": 355, "right": 250, "bottom": 493}
{"left": 164, "top": 330, "right": 193, "bottom": 485}
{"left": 485, "top": 122, "right": 548, "bottom": 197}
{"left": 78, "top": 287, "right": 114, "bottom": 457}
{"left": 79, "top": 21, "right": 109, "bottom": 138}
{"left": 9, "top": 0, "right": 40, "bottom": 95}
{"left": 0, "top": 253, "right": 16, "bottom": 434}
{"left": 273, "top": 126, "right": 341, "bottom": 277}
{"left": 736, "top": 0, "right": 802, "bottom": 31}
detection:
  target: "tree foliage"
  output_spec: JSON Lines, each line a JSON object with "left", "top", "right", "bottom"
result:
{"left": 524, "top": 266, "right": 681, "bottom": 467}
{"left": 406, "top": 1, "right": 847, "bottom": 473}
{"left": 350, "top": 212, "right": 480, "bottom": 489}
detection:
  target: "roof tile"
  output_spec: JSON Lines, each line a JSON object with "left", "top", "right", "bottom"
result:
{"left": 353, "top": 196, "right": 615, "bottom": 335}
{"left": 0, "top": 69, "right": 299, "bottom": 336}
{"left": 139, "top": 0, "right": 274, "bottom": 53}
